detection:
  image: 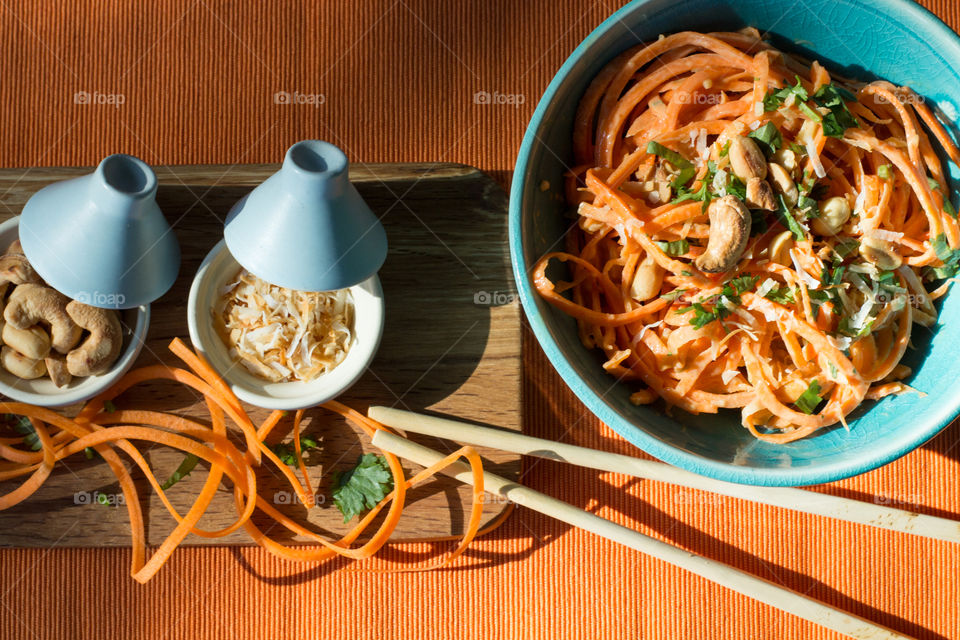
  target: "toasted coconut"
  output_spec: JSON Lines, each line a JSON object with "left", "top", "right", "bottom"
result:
{"left": 216, "top": 270, "right": 354, "bottom": 382}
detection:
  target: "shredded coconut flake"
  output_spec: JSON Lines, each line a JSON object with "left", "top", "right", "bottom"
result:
{"left": 721, "top": 370, "right": 740, "bottom": 384}
{"left": 217, "top": 269, "right": 354, "bottom": 382}
{"left": 805, "top": 138, "right": 827, "bottom": 178}
{"left": 789, "top": 249, "right": 821, "bottom": 289}
{"left": 865, "top": 228, "right": 904, "bottom": 243}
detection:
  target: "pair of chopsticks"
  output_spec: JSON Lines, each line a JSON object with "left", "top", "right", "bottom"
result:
{"left": 369, "top": 406, "right": 957, "bottom": 640}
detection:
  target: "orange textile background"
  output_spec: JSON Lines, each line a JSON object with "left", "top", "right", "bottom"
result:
{"left": 1, "top": 1, "right": 959, "bottom": 639}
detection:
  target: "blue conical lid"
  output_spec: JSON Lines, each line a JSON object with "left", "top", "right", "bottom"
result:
{"left": 224, "top": 141, "right": 387, "bottom": 292}
{"left": 18, "top": 154, "right": 180, "bottom": 309}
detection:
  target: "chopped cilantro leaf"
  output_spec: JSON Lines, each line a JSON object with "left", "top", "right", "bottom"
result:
{"left": 655, "top": 239, "right": 690, "bottom": 257}
{"left": 726, "top": 174, "right": 747, "bottom": 201}
{"left": 161, "top": 454, "right": 200, "bottom": 490}
{"left": 748, "top": 122, "right": 782, "bottom": 156}
{"left": 661, "top": 289, "right": 686, "bottom": 301}
{"left": 763, "top": 75, "right": 809, "bottom": 112}
{"left": 945, "top": 198, "right": 957, "bottom": 218}
{"left": 794, "top": 380, "right": 823, "bottom": 415}
{"left": 646, "top": 141, "right": 693, "bottom": 169}
{"left": 670, "top": 166, "right": 697, "bottom": 190}
{"left": 798, "top": 101, "right": 822, "bottom": 122}
{"left": 812, "top": 84, "right": 859, "bottom": 138}
{"left": 877, "top": 164, "right": 893, "bottom": 180}
{"left": 776, "top": 194, "right": 806, "bottom": 240}
{"left": 763, "top": 286, "right": 795, "bottom": 305}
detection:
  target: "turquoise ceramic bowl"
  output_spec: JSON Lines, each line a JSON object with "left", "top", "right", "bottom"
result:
{"left": 510, "top": 0, "right": 960, "bottom": 485}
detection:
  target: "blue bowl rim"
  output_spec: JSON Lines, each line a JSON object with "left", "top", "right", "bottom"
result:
{"left": 509, "top": 0, "right": 960, "bottom": 486}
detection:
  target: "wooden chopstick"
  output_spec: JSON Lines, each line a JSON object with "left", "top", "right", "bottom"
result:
{"left": 368, "top": 406, "right": 960, "bottom": 544}
{"left": 371, "top": 429, "right": 910, "bottom": 639}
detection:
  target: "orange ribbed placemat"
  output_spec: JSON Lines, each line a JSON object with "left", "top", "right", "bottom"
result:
{"left": 1, "top": 1, "right": 959, "bottom": 638}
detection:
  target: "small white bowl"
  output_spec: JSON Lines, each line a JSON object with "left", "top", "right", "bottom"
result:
{"left": 187, "top": 240, "right": 384, "bottom": 410}
{"left": 0, "top": 216, "right": 150, "bottom": 407}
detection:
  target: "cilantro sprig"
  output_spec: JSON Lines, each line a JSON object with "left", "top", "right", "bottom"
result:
{"left": 763, "top": 75, "right": 808, "bottom": 112}
{"left": 677, "top": 275, "right": 758, "bottom": 330}
{"left": 331, "top": 453, "right": 395, "bottom": 523}
{"left": 812, "top": 84, "right": 859, "bottom": 138}
{"left": 268, "top": 436, "right": 320, "bottom": 466}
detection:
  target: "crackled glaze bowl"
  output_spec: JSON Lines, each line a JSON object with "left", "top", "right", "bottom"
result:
{"left": 510, "top": 0, "right": 960, "bottom": 485}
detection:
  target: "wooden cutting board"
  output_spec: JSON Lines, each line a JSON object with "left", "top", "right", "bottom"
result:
{"left": 0, "top": 162, "right": 520, "bottom": 547}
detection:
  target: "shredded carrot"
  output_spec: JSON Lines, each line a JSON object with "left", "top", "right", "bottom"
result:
{"left": 0, "top": 340, "right": 495, "bottom": 582}
{"left": 539, "top": 29, "right": 959, "bottom": 442}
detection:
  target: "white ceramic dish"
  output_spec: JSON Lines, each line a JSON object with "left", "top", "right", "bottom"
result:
{"left": 0, "top": 216, "right": 150, "bottom": 407}
{"left": 187, "top": 239, "right": 384, "bottom": 410}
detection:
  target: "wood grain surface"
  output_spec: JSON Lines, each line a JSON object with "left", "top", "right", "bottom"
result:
{"left": 0, "top": 162, "right": 520, "bottom": 546}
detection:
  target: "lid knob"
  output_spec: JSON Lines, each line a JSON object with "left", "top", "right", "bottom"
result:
{"left": 224, "top": 140, "right": 388, "bottom": 292}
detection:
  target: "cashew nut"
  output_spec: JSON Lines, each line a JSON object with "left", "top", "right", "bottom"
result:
{"left": 1, "top": 323, "right": 51, "bottom": 360}
{"left": 44, "top": 353, "right": 72, "bottom": 387}
{"left": 767, "top": 162, "right": 799, "bottom": 207}
{"left": 629, "top": 253, "right": 665, "bottom": 301}
{"left": 745, "top": 177, "right": 777, "bottom": 210}
{"left": 728, "top": 136, "right": 767, "bottom": 181}
{"left": 768, "top": 230, "right": 795, "bottom": 266}
{"left": 0, "top": 254, "right": 43, "bottom": 286}
{"left": 4, "top": 284, "right": 82, "bottom": 354}
{"left": 811, "top": 197, "right": 851, "bottom": 236}
{"left": 695, "top": 195, "right": 752, "bottom": 273}
{"left": 1, "top": 345, "right": 46, "bottom": 379}
{"left": 65, "top": 301, "right": 122, "bottom": 377}
{"left": 860, "top": 236, "right": 902, "bottom": 270}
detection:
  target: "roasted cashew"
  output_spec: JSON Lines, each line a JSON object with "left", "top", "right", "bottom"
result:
{"left": 65, "top": 301, "right": 122, "bottom": 377}
{"left": 44, "top": 353, "right": 72, "bottom": 387}
{"left": 0, "top": 254, "right": 43, "bottom": 286}
{"left": 695, "top": 195, "right": 752, "bottom": 273}
{"left": 4, "top": 239, "right": 23, "bottom": 256}
{"left": 745, "top": 177, "right": 777, "bottom": 210}
{"left": 728, "top": 136, "right": 767, "bottom": 181}
{"left": 1, "top": 323, "right": 51, "bottom": 360}
{"left": 1, "top": 345, "right": 46, "bottom": 379}
{"left": 4, "top": 284, "right": 82, "bottom": 354}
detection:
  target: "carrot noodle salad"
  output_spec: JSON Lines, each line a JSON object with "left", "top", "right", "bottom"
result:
{"left": 534, "top": 29, "right": 960, "bottom": 442}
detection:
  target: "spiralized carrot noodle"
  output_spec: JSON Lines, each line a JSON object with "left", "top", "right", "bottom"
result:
{"left": 0, "top": 338, "right": 489, "bottom": 582}
{"left": 540, "top": 29, "right": 960, "bottom": 443}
